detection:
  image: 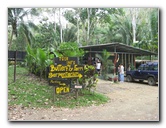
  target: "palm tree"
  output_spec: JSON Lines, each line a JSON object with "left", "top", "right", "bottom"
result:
{"left": 8, "top": 8, "right": 39, "bottom": 50}
{"left": 63, "top": 26, "right": 77, "bottom": 42}
{"left": 8, "top": 8, "right": 27, "bottom": 49}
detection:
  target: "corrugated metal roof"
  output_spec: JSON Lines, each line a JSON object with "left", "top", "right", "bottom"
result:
{"left": 80, "top": 42, "right": 157, "bottom": 56}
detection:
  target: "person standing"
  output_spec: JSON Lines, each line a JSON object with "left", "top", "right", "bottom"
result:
{"left": 120, "top": 63, "right": 124, "bottom": 82}
{"left": 118, "top": 64, "right": 121, "bottom": 81}
{"left": 127, "top": 64, "right": 131, "bottom": 71}
{"left": 96, "top": 59, "right": 101, "bottom": 75}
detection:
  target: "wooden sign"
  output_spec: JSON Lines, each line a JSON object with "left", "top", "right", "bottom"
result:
{"left": 54, "top": 57, "right": 78, "bottom": 65}
{"left": 49, "top": 79, "right": 71, "bottom": 86}
{"left": 55, "top": 86, "right": 70, "bottom": 94}
{"left": 48, "top": 57, "right": 84, "bottom": 81}
{"left": 48, "top": 57, "right": 84, "bottom": 94}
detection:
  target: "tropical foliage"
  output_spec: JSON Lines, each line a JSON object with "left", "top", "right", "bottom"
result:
{"left": 8, "top": 7, "right": 159, "bottom": 83}
{"left": 79, "top": 65, "right": 98, "bottom": 92}
{"left": 8, "top": 8, "right": 158, "bottom": 53}
{"left": 24, "top": 42, "right": 84, "bottom": 80}
{"left": 8, "top": 8, "right": 159, "bottom": 80}
{"left": 8, "top": 66, "right": 109, "bottom": 108}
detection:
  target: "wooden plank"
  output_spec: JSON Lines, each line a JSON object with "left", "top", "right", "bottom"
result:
{"left": 14, "top": 51, "right": 17, "bottom": 82}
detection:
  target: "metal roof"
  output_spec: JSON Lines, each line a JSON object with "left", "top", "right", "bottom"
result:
{"left": 80, "top": 42, "right": 157, "bottom": 56}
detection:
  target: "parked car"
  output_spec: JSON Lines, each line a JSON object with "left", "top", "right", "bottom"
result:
{"left": 126, "top": 62, "right": 158, "bottom": 85}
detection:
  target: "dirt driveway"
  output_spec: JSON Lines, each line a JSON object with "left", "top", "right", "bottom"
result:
{"left": 8, "top": 79, "right": 159, "bottom": 121}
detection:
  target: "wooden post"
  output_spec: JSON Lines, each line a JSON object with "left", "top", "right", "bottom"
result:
{"left": 114, "top": 53, "right": 117, "bottom": 75}
{"left": 134, "top": 55, "right": 136, "bottom": 68}
{"left": 89, "top": 48, "right": 92, "bottom": 65}
{"left": 75, "top": 89, "right": 78, "bottom": 100}
{"left": 113, "top": 46, "right": 117, "bottom": 75}
{"left": 122, "top": 53, "right": 123, "bottom": 64}
{"left": 53, "top": 86, "right": 55, "bottom": 102}
{"left": 128, "top": 54, "right": 130, "bottom": 65}
{"left": 125, "top": 53, "right": 127, "bottom": 71}
{"left": 131, "top": 54, "right": 133, "bottom": 67}
{"left": 150, "top": 55, "right": 152, "bottom": 61}
{"left": 14, "top": 51, "right": 17, "bottom": 82}
{"left": 75, "top": 79, "right": 79, "bottom": 100}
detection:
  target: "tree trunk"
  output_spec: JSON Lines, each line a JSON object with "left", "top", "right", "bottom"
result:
{"left": 132, "top": 15, "right": 136, "bottom": 43}
{"left": 59, "top": 8, "right": 63, "bottom": 43}
{"left": 8, "top": 30, "right": 14, "bottom": 50}
{"left": 130, "top": 8, "right": 138, "bottom": 44}
{"left": 76, "top": 8, "right": 80, "bottom": 45}
{"left": 53, "top": 8, "right": 56, "bottom": 33}
{"left": 77, "top": 18, "right": 79, "bottom": 45}
{"left": 87, "top": 8, "right": 90, "bottom": 45}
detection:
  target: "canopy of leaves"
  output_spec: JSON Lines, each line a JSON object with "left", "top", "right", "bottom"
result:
{"left": 57, "top": 42, "right": 84, "bottom": 57}
{"left": 8, "top": 8, "right": 158, "bottom": 54}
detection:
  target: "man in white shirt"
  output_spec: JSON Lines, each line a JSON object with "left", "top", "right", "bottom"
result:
{"left": 96, "top": 60, "right": 101, "bottom": 75}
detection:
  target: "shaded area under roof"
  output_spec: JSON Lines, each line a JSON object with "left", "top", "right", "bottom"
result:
{"left": 80, "top": 42, "right": 157, "bottom": 56}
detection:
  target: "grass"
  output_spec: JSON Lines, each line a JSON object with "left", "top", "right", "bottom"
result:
{"left": 8, "top": 65, "right": 109, "bottom": 108}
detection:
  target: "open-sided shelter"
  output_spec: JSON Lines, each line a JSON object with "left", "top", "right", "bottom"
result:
{"left": 80, "top": 42, "right": 158, "bottom": 73}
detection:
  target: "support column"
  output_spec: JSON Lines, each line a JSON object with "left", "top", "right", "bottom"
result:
{"left": 113, "top": 46, "right": 117, "bottom": 75}
{"left": 122, "top": 53, "right": 124, "bottom": 64}
{"left": 128, "top": 54, "right": 130, "bottom": 65}
{"left": 114, "top": 53, "right": 117, "bottom": 75}
{"left": 134, "top": 55, "right": 136, "bottom": 68}
{"left": 125, "top": 53, "right": 127, "bottom": 71}
{"left": 150, "top": 55, "right": 152, "bottom": 62}
{"left": 114, "top": 46, "right": 116, "bottom": 53}
{"left": 88, "top": 48, "right": 92, "bottom": 65}
{"left": 131, "top": 54, "right": 133, "bottom": 67}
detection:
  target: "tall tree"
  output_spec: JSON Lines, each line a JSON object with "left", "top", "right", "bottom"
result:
{"left": 130, "top": 8, "right": 139, "bottom": 43}
{"left": 59, "top": 8, "right": 63, "bottom": 43}
{"left": 8, "top": 8, "right": 39, "bottom": 50}
{"left": 87, "top": 8, "right": 90, "bottom": 44}
{"left": 132, "top": 8, "right": 158, "bottom": 53}
{"left": 8, "top": 8, "right": 27, "bottom": 49}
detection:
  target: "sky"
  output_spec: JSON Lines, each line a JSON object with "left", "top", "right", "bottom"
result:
{"left": 1, "top": 0, "right": 165, "bottom": 128}
{"left": 23, "top": 8, "right": 70, "bottom": 28}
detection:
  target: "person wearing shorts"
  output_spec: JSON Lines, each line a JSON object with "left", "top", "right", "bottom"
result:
{"left": 96, "top": 59, "right": 101, "bottom": 75}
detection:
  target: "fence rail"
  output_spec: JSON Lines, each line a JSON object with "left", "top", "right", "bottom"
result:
{"left": 8, "top": 50, "right": 26, "bottom": 61}
{"left": 8, "top": 50, "right": 26, "bottom": 82}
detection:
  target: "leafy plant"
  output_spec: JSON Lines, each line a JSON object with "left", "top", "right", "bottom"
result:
{"left": 57, "top": 42, "right": 84, "bottom": 57}
{"left": 25, "top": 44, "right": 36, "bottom": 74}
{"left": 35, "top": 48, "right": 48, "bottom": 80}
{"left": 8, "top": 66, "right": 109, "bottom": 108}
{"left": 96, "top": 49, "right": 114, "bottom": 80}
{"left": 25, "top": 45, "right": 51, "bottom": 80}
{"left": 79, "top": 65, "right": 98, "bottom": 92}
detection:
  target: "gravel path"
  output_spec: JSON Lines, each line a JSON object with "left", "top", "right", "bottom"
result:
{"left": 8, "top": 79, "right": 159, "bottom": 121}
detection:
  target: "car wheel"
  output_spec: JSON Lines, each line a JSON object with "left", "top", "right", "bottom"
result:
{"left": 126, "top": 75, "right": 133, "bottom": 82}
{"left": 148, "top": 77, "right": 156, "bottom": 86}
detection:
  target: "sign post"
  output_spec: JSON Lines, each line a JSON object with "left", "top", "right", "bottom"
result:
{"left": 53, "top": 86, "right": 55, "bottom": 102}
{"left": 14, "top": 51, "right": 17, "bottom": 82}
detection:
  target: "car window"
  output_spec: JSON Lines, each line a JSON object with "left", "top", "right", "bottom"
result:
{"left": 147, "top": 63, "right": 158, "bottom": 70}
{"left": 138, "top": 65, "right": 142, "bottom": 70}
{"left": 153, "top": 64, "right": 158, "bottom": 70}
{"left": 144, "top": 65, "right": 149, "bottom": 70}
{"left": 138, "top": 64, "right": 144, "bottom": 70}
{"left": 148, "top": 65, "right": 153, "bottom": 70}
{"left": 138, "top": 63, "right": 158, "bottom": 71}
